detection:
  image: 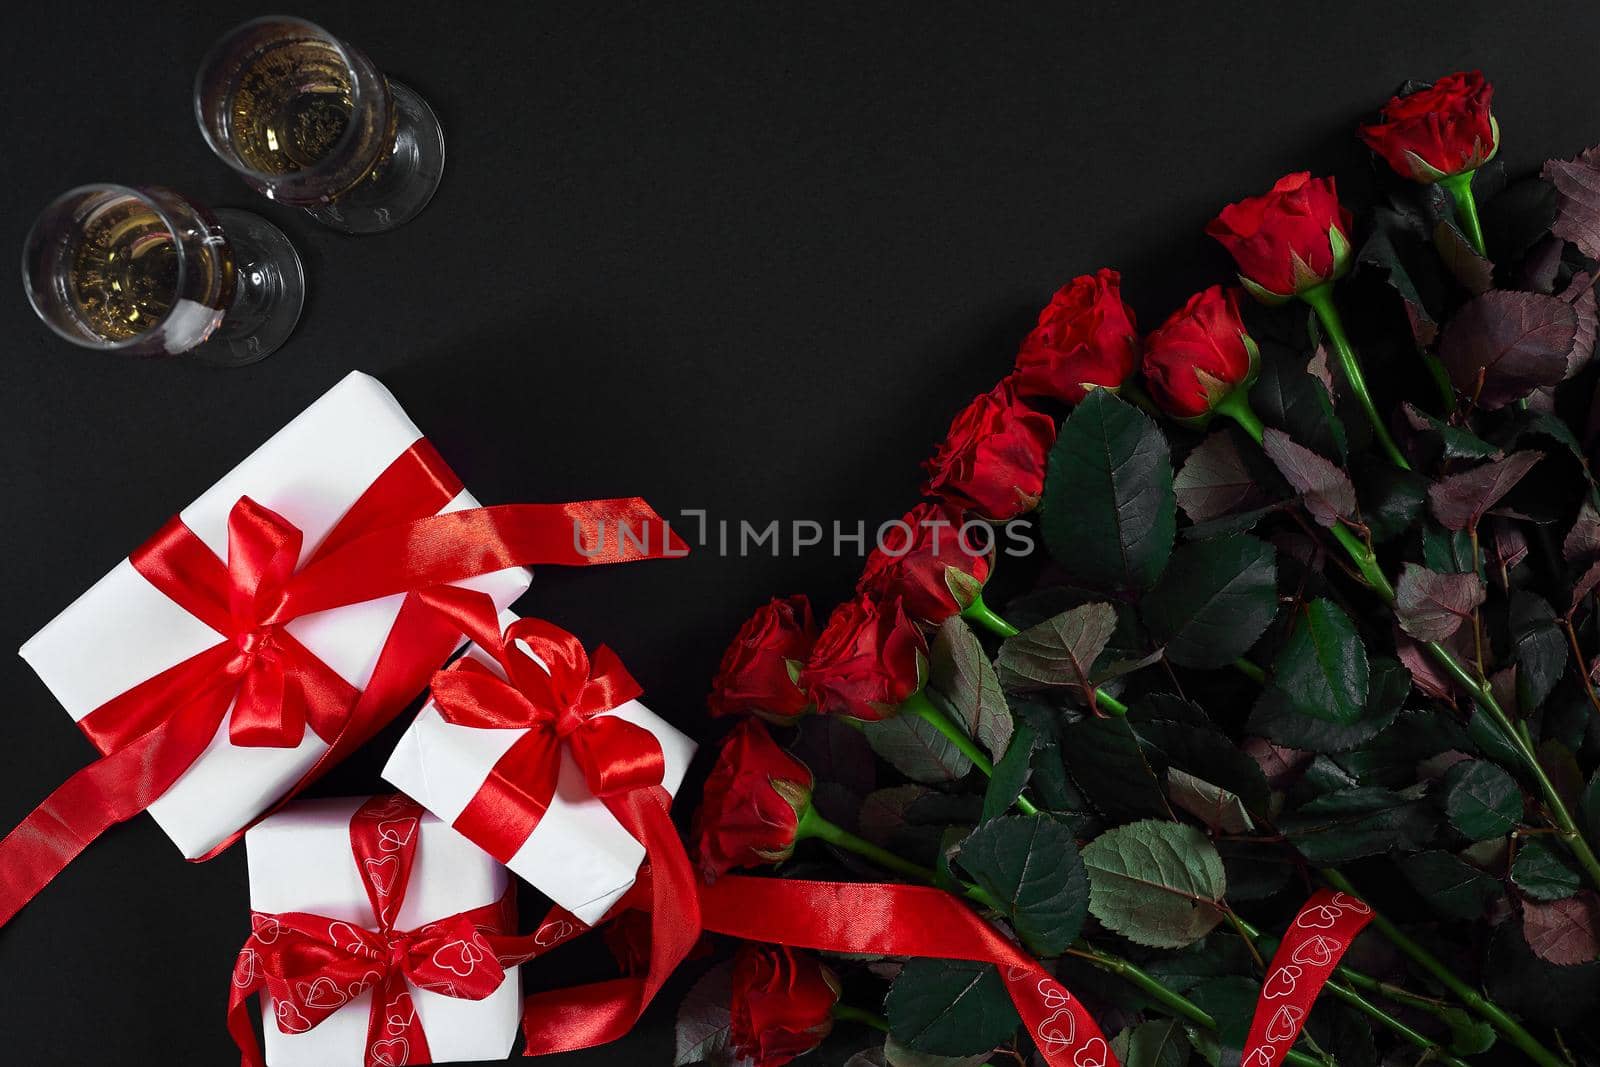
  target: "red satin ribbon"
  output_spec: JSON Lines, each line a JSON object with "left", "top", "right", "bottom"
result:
{"left": 228, "top": 794, "right": 544, "bottom": 1067}
{"left": 410, "top": 590, "right": 702, "bottom": 1057}
{"left": 1239, "top": 889, "right": 1373, "bottom": 1067}
{"left": 698, "top": 876, "right": 1117, "bottom": 1067}
{"left": 0, "top": 436, "right": 688, "bottom": 929}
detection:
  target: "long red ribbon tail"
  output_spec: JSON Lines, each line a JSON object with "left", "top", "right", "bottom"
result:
{"left": 0, "top": 685, "right": 232, "bottom": 928}
{"left": 1238, "top": 889, "right": 1373, "bottom": 1066}
{"left": 698, "top": 876, "right": 1116, "bottom": 1067}
{"left": 518, "top": 786, "right": 700, "bottom": 1055}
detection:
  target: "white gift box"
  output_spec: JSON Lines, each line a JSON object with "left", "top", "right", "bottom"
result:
{"left": 247, "top": 796, "right": 523, "bottom": 1067}
{"left": 383, "top": 610, "right": 696, "bottom": 925}
{"left": 18, "top": 372, "right": 531, "bottom": 859}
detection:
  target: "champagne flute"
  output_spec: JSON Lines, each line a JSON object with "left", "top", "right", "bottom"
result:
{"left": 195, "top": 16, "right": 446, "bottom": 234}
{"left": 22, "top": 184, "right": 304, "bottom": 365}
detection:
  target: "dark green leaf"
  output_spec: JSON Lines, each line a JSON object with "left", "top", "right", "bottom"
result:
{"left": 1420, "top": 524, "right": 1476, "bottom": 573}
{"left": 1062, "top": 716, "right": 1171, "bottom": 821}
{"left": 1443, "top": 759, "right": 1523, "bottom": 840}
{"left": 1141, "top": 935, "right": 1256, "bottom": 994}
{"left": 863, "top": 713, "right": 973, "bottom": 785}
{"left": 1510, "top": 591, "right": 1566, "bottom": 712}
{"left": 956, "top": 815, "right": 1088, "bottom": 957}
{"left": 1402, "top": 403, "right": 1502, "bottom": 463}
{"left": 1042, "top": 391, "right": 1176, "bottom": 591}
{"left": 880, "top": 1039, "right": 989, "bottom": 1067}
{"left": 1486, "top": 914, "right": 1600, "bottom": 1026}
{"left": 1358, "top": 206, "right": 1443, "bottom": 346}
{"left": 1259, "top": 598, "right": 1369, "bottom": 725}
{"left": 1354, "top": 457, "right": 1428, "bottom": 543}
{"left": 1184, "top": 977, "right": 1257, "bottom": 1067}
{"left": 1396, "top": 850, "right": 1504, "bottom": 920}
{"left": 674, "top": 961, "right": 746, "bottom": 1066}
{"left": 1248, "top": 656, "right": 1407, "bottom": 754}
{"left": 928, "top": 618, "right": 1011, "bottom": 760}
{"left": 1134, "top": 718, "right": 1270, "bottom": 814}
{"left": 981, "top": 723, "right": 1037, "bottom": 824}
{"left": 1082, "top": 820, "right": 1226, "bottom": 948}
{"left": 886, "top": 959, "right": 1019, "bottom": 1056}
{"left": 994, "top": 603, "right": 1117, "bottom": 696}
{"left": 1251, "top": 352, "right": 1348, "bottom": 462}
{"left": 1217, "top": 839, "right": 1294, "bottom": 901}
{"left": 1143, "top": 534, "right": 1278, "bottom": 668}
{"left": 1111, "top": 1018, "right": 1190, "bottom": 1067}
{"left": 1513, "top": 838, "right": 1581, "bottom": 901}
{"left": 1281, "top": 786, "right": 1437, "bottom": 863}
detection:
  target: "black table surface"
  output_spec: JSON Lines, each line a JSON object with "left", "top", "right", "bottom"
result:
{"left": 3, "top": 3, "right": 1599, "bottom": 1064}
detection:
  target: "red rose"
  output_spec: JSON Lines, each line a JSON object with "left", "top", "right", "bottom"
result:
{"left": 1360, "top": 72, "right": 1498, "bottom": 182}
{"left": 692, "top": 719, "right": 814, "bottom": 881}
{"left": 1206, "top": 173, "right": 1354, "bottom": 301}
{"left": 1013, "top": 269, "right": 1141, "bottom": 403}
{"left": 729, "top": 944, "right": 840, "bottom": 1067}
{"left": 857, "top": 501, "right": 992, "bottom": 624}
{"left": 800, "top": 595, "right": 927, "bottom": 721}
{"left": 709, "top": 595, "right": 818, "bottom": 722}
{"left": 1142, "top": 286, "right": 1259, "bottom": 419}
{"left": 923, "top": 380, "right": 1057, "bottom": 521}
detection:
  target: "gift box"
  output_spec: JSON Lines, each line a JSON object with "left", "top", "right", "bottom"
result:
{"left": 237, "top": 795, "right": 524, "bottom": 1067}
{"left": 382, "top": 609, "right": 696, "bottom": 925}
{"left": 18, "top": 372, "right": 531, "bottom": 859}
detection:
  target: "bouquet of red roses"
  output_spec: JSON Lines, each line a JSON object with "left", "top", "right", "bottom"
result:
{"left": 678, "top": 71, "right": 1600, "bottom": 1067}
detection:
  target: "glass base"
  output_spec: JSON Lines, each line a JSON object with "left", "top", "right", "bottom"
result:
{"left": 192, "top": 208, "right": 305, "bottom": 366}
{"left": 305, "top": 80, "right": 445, "bottom": 234}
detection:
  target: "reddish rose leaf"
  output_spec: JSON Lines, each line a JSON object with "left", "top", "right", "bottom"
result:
{"left": 1434, "top": 219, "right": 1494, "bottom": 295}
{"left": 1261, "top": 428, "right": 1355, "bottom": 527}
{"left": 1395, "top": 623, "right": 1467, "bottom": 704}
{"left": 1544, "top": 146, "right": 1600, "bottom": 261}
{"left": 1174, "top": 430, "right": 1270, "bottom": 523}
{"left": 1563, "top": 502, "right": 1600, "bottom": 563}
{"left": 1438, "top": 291, "right": 1576, "bottom": 410}
{"left": 1572, "top": 560, "right": 1600, "bottom": 614}
{"left": 1395, "top": 563, "right": 1486, "bottom": 641}
{"left": 1522, "top": 893, "right": 1600, "bottom": 966}
{"left": 1428, "top": 451, "right": 1543, "bottom": 531}
{"left": 1562, "top": 273, "right": 1598, "bottom": 379}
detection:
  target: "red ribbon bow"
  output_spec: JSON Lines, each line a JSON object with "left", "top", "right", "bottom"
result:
{"left": 412, "top": 590, "right": 703, "bottom": 1057}
{"left": 0, "top": 435, "right": 689, "bottom": 930}
{"left": 228, "top": 795, "right": 539, "bottom": 1067}
{"left": 422, "top": 586, "right": 666, "bottom": 863}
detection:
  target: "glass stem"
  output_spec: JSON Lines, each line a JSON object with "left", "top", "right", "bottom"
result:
{"left": 1439, "top": 171, "right": 1489, "bottom": 258}
{"left": 904, "top": 691, "right": 1041, "bottom": 815}
{"left": 1299, "top": 284, "right": 1411, "bottom": 471}
{"left": 1319, "top": 870, "right": 1565, "bottom": 1067}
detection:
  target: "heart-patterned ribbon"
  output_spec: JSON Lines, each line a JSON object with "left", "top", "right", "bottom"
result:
{"left": 227, "top": 794, "right": 542, "bottom": 1067}
{"left": 1238, "top": 888, "right": 1374, "bottom": 1066}
{"left": 0, "top": 433, "right": 688, "bottom": 930}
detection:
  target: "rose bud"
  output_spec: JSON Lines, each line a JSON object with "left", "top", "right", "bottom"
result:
{"left": 692, "top": 719, "right": 815, "bottom": 881}
{"left": 728, "top": 945, "right": 841, "bottom": 1067}
{"left": 709, "top": 595, "right": 819, "bottom": 723}
{"left": 923, "top": 379, "right": 1057, "bottom": 522}
{"left": 856, "top": 502, "right": 991, "bottom": 625}
{"left": 1142, "top": 286, "right": 1260, "bottom": 421}
{"left": 800, "top": 595, "right": 927, "bottom": 722}
{"left": 1359, "top": 71, "right": 1498, "bottom": 183}
{"left": 1012, "top": 268, "right": 1141, "bottom": 403}
{"left": 1206, "top": 172, "right": 1354, "bottom": 303}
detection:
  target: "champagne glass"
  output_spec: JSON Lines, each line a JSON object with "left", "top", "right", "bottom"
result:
{"left": 194, "top": 16, "right": 445, "bottom": 234}
{"left": 22, "top": 184, "right": 304, "bottom": 365}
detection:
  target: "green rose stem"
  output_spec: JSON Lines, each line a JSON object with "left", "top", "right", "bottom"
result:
{"left": 1065, "top": 944, "right": 1328, "bottom": 1067}
{"left": 1438, "top": 171, "right": 1489, "bottom": 258}
{"left": 1297, "top": 284, "right": 1412, "bottom": 471}
{"left": 794, "top": 802, "right": 1004, "bottom": 910}
{"left": 903, "top": 690, "right": 1042, "bottom": 815}
{"left": 831, "top": 1003, "right": 890, "bottom": 1033}
{"left": 1233, "top": 915, "right": 1473, "bottom": 1067}
{"left": 957, "top": 601, "right": 1131, "bottom": 718}
{"left": 1319, "top": 871, "right": 1564, "bottom": 1067}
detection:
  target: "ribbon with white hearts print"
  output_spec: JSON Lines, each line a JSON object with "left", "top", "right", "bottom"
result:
{"left": 1238, "top": 888, "right": 1373, "bottom": 1066}
{"left": 226, "top": 795, "right": 546, "bottom": 1067}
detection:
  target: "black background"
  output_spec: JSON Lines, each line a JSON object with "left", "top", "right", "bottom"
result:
{"left": 2, "top": 3, "right": 1598, "bottom": 1064}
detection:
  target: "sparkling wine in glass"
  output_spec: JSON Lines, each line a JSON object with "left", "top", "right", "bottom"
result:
{"left": 22, "top": 184, "right": 304, "bottom": 364}
{"left": 195, "top": 16, "right": 445, "bottom": 234}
